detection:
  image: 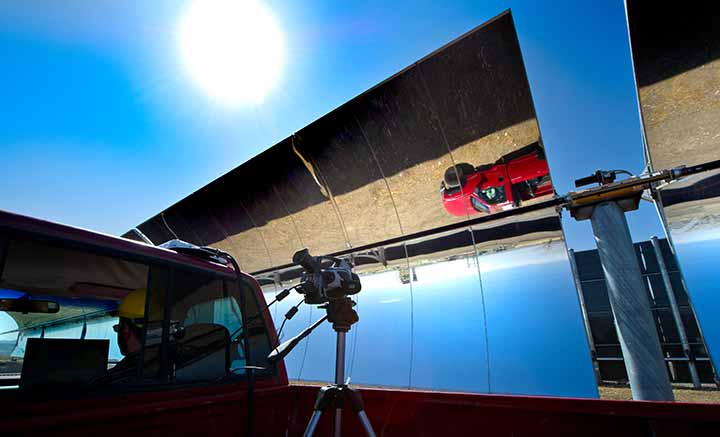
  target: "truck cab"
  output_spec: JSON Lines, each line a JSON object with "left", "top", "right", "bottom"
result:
{"left": 0, "top": 209, "right": 288, "bottom": 435}
{"left": 441, "top": 143, "right": 554, "bottom": 216}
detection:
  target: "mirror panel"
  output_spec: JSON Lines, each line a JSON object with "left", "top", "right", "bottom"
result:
{"left": 628, "top": 1, "right": 720, "bottom": 373}
{"left": 124, "top": 11, "right": 596, "bottom": 397}
{"left": 125, "top": 11, "right": 551, "bottom": 275}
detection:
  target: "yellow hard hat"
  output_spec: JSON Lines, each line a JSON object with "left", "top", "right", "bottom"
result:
{"left": 118, "top": 288, "right": 147, "bottom": 320}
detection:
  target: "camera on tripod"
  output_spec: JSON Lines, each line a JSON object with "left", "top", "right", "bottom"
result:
{"left": 282, "top": 249, "right": 374, "bottom": 436}
{"left": 292, "top": 248, "right": 361, "bottom": 304}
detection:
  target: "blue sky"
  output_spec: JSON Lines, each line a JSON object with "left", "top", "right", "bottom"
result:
{"left": 0, "top": 0, "right": 664, "bottom": 249}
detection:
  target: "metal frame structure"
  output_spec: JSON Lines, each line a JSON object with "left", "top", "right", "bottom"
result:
{"left": 570, "top": 239, "right": 715, "bottom": 386}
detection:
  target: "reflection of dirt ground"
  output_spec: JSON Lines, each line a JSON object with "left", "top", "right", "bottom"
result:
{"left": 663, "top": 198, "right": 720, "bottom": 242}
{"left": 661, "top": 170, "right": 720, "bottom": 241}
{"left": 229, "top": 120, "right": 545, "bottom": 272}
{"left": 347, "top": 205, "right": 562, "bottom": 277}
{"left": 639, "top": 58, "right": 720, "bottom": 171}
{"left": 352, "top": 232, "right": 563, "bottom": 278}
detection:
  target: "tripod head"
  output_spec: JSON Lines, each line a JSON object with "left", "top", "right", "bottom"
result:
{"left": 324, "top": 297, "right": 359, "bottom": 332}
{"left": 266, "top": 297, "right": 358, "bottom": 364}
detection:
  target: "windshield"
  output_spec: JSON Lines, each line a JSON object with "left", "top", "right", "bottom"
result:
{"left": 476, "top": 185, "right": 507, "bottom": 205}
{"left": 0, "top": 288, "right": 125, "bottom": 388}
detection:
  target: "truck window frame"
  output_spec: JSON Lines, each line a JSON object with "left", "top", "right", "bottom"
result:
{"left": 0, "top": 229, "right": 276, "bottom": 402}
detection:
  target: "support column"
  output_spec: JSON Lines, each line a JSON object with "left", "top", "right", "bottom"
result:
{"left": 589, "top": 201, "right": 674, "bottom": 401}
{"left": 650, "top": 236, "right": 702, "bottom": 388}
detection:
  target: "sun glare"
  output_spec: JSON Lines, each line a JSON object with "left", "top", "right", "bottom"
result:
{"left": 178, "top": 0, "right": 284, "bottom": 107}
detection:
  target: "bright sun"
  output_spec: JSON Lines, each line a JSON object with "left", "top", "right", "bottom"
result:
{"left": 178, "top": 0, "right": 284, "bottom": 107}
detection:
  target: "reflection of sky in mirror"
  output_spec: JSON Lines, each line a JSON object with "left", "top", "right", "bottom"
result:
{"left": 670, "top": 227, "right": 720, "bottom": 245}
{"left": 668, "top": 234, "right": 720, "bottom": 372}
{"left": 410, "top": 259, "right": 489, "bottom": 392}
{"left": 480, "top": 241, "right": 597, "bottom": 397}
{"left": 660, "top": 171, "right": 720, "bottom": 373}
{"left": 265, "top": 240, "right": 597, "bottom": 398}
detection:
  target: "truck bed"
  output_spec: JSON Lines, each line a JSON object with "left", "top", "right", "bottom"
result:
{"left": 283, "top": 384, "right": 720, "bottom": 436}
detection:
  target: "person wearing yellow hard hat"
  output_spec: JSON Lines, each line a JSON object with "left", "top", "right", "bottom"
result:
{"left": 113, "top": 288, "right": 147, "bottom": 357}
{"left": 94, "top": 288, "right": 164, "bottom": 384}
{"left": 102, "top": 288, "right": 163, "bottom": 383}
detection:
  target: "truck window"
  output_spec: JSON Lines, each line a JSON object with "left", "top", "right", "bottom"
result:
{"left": 0, "top": 235, "right": 274, "bottom": 393}
{"left": 227, "top": 278, "right": 275, "bottom": 377}
{"left": 0, "top": 238, "right": 150, "bottom": 391}
{"left": 169, "top": 270, "right": 239, "bottom": 381}
{"left": 168, "top": 270, "right": 274, "bottom": 382}
{"left": 476, "top": 185, "right": 507, "bottom": 205}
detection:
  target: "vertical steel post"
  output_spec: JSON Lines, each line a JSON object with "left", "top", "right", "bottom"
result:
{"left": 590, "top": 201, "right": 674, "bottom": 401}
{"left": 650, "top": 236, "right": 702, "bottom": 388}
{"left": 334, "top": 332, "right": 346, "bottom": 437}
{"left": 568, "top": 249, "right": 602, "bottom": 383}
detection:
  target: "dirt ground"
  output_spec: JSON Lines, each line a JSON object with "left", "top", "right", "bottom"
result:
{"left": 599, "top": 385, "right": 720, "bottom": 403}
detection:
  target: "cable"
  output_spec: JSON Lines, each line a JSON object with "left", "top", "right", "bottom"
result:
{"left": 277, "top": 298, "right": 304, "bottom": 340}
{"left": 348, "top": 295, "right": 360, "bottom": 380}
{"left": 276, "top": 318, "right": 289, "bottom": 341}
{"left": 228, "top": 286, "right": 296, "bottom": 341}
{"left": 610, "top": 169, "right": 635, "bottom": 178}
{"left": 405, "top": 244, "right": 415, "bottom": 389}
{"left": 160, "top": 212, "right": 179, "bottom": 240}
{"left": 297, "top": 304, "right": 313, "bottom": 380}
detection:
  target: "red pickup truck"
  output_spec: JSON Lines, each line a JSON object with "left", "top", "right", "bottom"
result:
{"left": 0, "top": 210, "right": 718, "bottom": 436}
{"left": 442, "top": 143, "right": 554, "bottom": 216}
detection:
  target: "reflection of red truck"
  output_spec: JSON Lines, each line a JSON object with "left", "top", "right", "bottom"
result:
{"left": 441, "top": 143, "right": 554, "bottom": 216}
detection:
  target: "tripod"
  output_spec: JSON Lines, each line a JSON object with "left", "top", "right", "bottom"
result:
{"left": 267, "top": 297, "right": 376, "bottom": 436}
{"left": 303, "top": 299, "right": 376, "bottom": 437}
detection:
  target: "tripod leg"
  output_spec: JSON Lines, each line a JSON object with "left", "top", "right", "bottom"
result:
{"left": 346, "top": 387, "right": 376, "bottom": 437}
{"left": 304, "top": 410, "right": 323, "bottom": 437}
{"left": 357, "top": 411, "right": 376, "bottom": 437}
{"left": 334, "top": 408, "right": 342, "bottom": 437}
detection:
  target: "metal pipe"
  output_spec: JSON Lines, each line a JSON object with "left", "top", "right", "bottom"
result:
{"left": 334, "top": 331, "right": 346, "bottom": 437}
{"left": 335, "top": 331, "right": 346, "bottom": 385}
{"left": 304, "top": 411, "right": 322, "bottom": 437}
{"left": 568, "top": 249, "right": 602, "bottom": 383}
{"left": 357, "top": 411, "right": 377, "bottom": 437}
{"left": 650, "top": 236, "right": 701, "bottom": 388}
{"left": 590, "top": 201, "right": 674, "bottom": 400}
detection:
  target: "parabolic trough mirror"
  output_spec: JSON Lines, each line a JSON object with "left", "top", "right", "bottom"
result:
{"left": 628, "top": 2, "right": 720, "bottom": 375}
{"left": 126, "top": 11, "right": 598, "bottom": 398}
